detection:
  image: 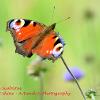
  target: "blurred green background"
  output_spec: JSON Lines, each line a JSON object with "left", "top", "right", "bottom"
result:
{"left": 0, "top": 0, "right": 100, "bottom": 100}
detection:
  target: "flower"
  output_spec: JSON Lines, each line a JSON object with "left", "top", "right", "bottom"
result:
{"left": 64, "top": 67, "right": 84, "bottom": 81}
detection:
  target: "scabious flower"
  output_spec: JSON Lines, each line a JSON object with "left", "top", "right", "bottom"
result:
{"left": 64, "top": 67, "right": 84, "bottom": 81}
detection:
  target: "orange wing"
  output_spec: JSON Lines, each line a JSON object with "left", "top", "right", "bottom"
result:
{"left": 7, "top": 19, "right": 46, "bottom": 57}
{"left": 7, "top": 19, "right": 64, "bottom": 61}
{"left": 15, "top": 22, "right": 46, "bottom": 42}
{"left": 32, "top": 31, "right": 56, "bottom": 60}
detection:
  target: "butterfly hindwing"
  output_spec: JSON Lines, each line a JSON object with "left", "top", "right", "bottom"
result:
{"left": 32, "top": 31, "right": 56, "bottom": 59}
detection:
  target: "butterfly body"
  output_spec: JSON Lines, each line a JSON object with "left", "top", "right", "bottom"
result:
{"left": 7, "top": 19, "right": 65, "bottom": 61}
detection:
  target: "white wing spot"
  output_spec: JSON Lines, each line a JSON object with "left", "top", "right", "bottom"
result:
{"left": 31, "top": 21, "right": 34, "bottom": 24}
{"left": 18, "top": 33, "right": 21, "bottom": 35}
{"left": 50, "top": 50, "right": 52, "bottom": 54}
{"left": 46, "top": 50, "right": 49, "bottom": 54}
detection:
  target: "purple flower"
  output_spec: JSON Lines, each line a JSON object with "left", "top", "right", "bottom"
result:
{"left": 64, "top": 67, "right": 84, "bottom": 81}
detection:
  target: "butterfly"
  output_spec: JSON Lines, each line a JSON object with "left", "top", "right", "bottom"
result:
{"left": 7, "top": 19, "right": 65, "bottom": 61}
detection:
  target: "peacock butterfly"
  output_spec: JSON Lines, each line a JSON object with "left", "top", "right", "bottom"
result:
{"left": 7, "top": 19, "right": 65, "bottom": 61}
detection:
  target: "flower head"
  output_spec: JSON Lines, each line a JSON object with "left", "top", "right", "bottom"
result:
{"left": 64, "top": 67, "right": 84, "bottom": 81}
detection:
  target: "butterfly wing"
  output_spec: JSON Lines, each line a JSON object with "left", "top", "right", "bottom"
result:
{"left": 7, "top": 19, "right": 46, "bottom": 57}
{"left": 32, "top": 31, "right": 65, "bottom": 61}
{"left": 7, "top": 19, "right": 65, "bottom": 61}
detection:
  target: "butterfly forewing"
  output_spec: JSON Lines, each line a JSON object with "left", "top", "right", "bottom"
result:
{"left": 7, "top": 19, "right": 47, "bottom": 57}
{"left": 7, "top": 19, "right": 46, "bottom": 42}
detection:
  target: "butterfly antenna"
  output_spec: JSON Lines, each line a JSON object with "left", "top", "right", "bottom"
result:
{"left": 56, "top": 17, "right": 71, "bottom": 25}
{"left": 61, "top": 56, "right": 86, "bottom": 100}
{"left": 49, "top": 0, "right": 56, "bottom": 24}
{"left": 51, "top": 5, "right": 55, "bottom": 22}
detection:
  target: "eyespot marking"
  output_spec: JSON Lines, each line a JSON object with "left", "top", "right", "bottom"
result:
{"left": 52, "top": 43, "right": 64, "bottom": 58}
{"left": 33, "top": 22, "right": 37, "bottom": 27}
{"left": 54, "top": 38, "right": 61, "bottom": 46}
{"left": 15, "top": 19, "right": 21, "bottom": 25}
{"left": 9, "top": 19, "right": 25, "bottom": 30}
{"left": 53, "top": 35, "right": 57, "bottom": 39}
{"left": 56, "top": 47, "right": 62, "bottom": 51}
{"left": 23, "top": 20, "right": 31, "bottom": 27}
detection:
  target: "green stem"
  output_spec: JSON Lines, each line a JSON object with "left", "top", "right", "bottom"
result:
{"left": 61, "top": 56, "right": 86, "bottom": 100}
{"left": 40, "top": 73, "right": 44, "bottom": 100}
